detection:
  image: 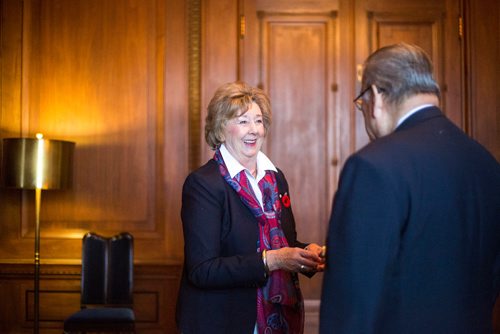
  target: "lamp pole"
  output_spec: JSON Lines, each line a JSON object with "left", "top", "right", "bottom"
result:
{"left": 34, "top": 187, "right": 41, "bottom": 334}
{"left": 33, "top": 133, "right": 44, "bottom": 334}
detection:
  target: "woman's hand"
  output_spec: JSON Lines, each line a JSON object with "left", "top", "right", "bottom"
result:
{"left": 266, "top": 246, "right": 324, "bottom": 273}
{"left": 304, "top": 243, "right": 326, "bottom": 272}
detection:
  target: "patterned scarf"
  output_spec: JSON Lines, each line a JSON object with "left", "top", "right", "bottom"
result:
{"left": 214, "top": 149, "right": 304, "bottom": 334}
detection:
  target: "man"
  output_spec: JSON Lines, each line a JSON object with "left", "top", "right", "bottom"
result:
{"left": 320, "top": 43, "right": 500, "bottom": 333}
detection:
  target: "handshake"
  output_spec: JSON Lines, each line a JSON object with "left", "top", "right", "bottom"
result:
{"left": 265, "top": 243, "right": 326, "bottom": 274}
{"left": 302, "top": 243, "right": 326, "bottom": 273}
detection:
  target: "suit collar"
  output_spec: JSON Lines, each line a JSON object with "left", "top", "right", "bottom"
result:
{"left": 219, "top": 144, "right": 277, "bottom": 180}
{"left": 395, "top": 106, "right": 444, "bottom": 132}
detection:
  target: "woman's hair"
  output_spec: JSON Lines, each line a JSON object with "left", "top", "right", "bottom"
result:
{"left": 205, "top": 81, "right": 272, "bottom": 150}
{"left": 361, "top": 43, "right": 440, "bottom": 107}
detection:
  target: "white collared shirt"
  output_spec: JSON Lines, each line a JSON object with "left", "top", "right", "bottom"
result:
{"left": 220, "top": 144, "right": 278, "bottom": 334}
{"left": 396, "top": 104, "right": 434, "bottom": 128}
{"left": 219, "top": 144, "right": 277, "bottom": 209}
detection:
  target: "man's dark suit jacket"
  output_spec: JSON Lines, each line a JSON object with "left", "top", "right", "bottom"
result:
{"left": 176, "top": 159, "right": 306, "bottom": 333}
{"left": 320, "top": 107, "right": 500, "bottom": 333}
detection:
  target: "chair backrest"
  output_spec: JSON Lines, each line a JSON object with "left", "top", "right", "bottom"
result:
{"left": 80, "top": 232, "right": 134, "bottom": 306}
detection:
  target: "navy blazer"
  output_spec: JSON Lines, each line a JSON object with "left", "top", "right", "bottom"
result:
{"left": 320, "top": 107, "right": 500, "bottom": 333}
{"left": 176, "top": 159, "right": 306, "bottom": 333}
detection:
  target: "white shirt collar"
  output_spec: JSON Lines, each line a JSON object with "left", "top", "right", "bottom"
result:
{"left": 396, "top": 104, "right": 434, "bottom": 128}
{"left": 219, "top": 144, "right": 277, "bottom": 181}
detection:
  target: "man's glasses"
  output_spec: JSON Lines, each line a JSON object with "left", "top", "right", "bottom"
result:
{"left": 353, "top": 86, "right": 371, "bottom": 111}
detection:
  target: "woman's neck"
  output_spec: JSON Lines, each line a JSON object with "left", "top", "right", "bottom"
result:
{"left": 241, "top": 159, "right": 258, "bottom": 178}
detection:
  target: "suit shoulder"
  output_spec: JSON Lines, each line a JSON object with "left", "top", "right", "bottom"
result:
{"left": 184, "top": 159, "right": 225, "bottom": 190}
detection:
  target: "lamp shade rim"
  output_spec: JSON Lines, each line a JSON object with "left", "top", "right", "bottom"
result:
{"left": 2, "top": 137, "right": 75, "bottom": 190}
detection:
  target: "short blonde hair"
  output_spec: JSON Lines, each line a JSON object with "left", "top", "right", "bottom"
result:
{"left": 205, "top": 82, "right": 272, "bottom": 150}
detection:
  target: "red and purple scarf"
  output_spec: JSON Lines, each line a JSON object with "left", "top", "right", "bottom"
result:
{"left": 214, "top": 149, "right": 304, "bottom": 334}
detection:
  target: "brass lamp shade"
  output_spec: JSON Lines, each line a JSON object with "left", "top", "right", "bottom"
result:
{"left": 2, "top": 137, "right": 75, "bottom": 190}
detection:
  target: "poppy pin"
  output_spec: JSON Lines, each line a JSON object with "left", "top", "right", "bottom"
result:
{"left": 280, "top": 192, "right": 291, "bottom": 208}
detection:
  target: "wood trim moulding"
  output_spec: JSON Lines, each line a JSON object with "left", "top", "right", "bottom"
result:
{"left": 188, "top": 0, "right": 202, "bottom": 171}
{"left": 0, "top": 262, "right": 182, "bottom": 278}
{"left": 0, "top": 263, "right": 81, "bottom": 278}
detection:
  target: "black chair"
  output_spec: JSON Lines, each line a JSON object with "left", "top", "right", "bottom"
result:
{"left": 63, "top": 232, "right": 135, "bottom": 333}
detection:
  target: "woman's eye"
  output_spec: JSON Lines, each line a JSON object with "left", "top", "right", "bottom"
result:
{"left": 256, "top": 119, "right": 263, "bottom": 124}
{"left": 238, "top": 120, "right": 247, "bottom": 125}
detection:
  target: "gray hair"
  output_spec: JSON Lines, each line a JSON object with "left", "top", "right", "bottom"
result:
{"left": 361, "top": 43, "right": 440, "bottom": 107}
{"left": 205, "top": 82, "right": 272, "bottom": 150}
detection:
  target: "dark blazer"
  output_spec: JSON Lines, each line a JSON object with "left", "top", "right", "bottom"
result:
{"left": 320, "top": 107, "right": 500, "bottom": 334}
{"left": 176, "top": 159, "right": 306, "bottom": 333}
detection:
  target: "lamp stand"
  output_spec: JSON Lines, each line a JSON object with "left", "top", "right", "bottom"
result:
{"left": 34, "top": 187, "right": 41, "bottom": 334}
{"left": 1, "top": 135, "right": 75, "bottom": 334}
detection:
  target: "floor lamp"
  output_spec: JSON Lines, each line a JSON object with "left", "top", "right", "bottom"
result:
{"left": 1, "top": 133, "right": 75, "bottom": 334}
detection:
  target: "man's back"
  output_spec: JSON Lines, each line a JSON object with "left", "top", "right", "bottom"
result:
{"left": 320, "top": 107, "right": 500, "bottom": 333}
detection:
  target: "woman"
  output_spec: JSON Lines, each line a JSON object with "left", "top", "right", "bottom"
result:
{"left": 176, "top": 82, "right": 325, "bottom": 333}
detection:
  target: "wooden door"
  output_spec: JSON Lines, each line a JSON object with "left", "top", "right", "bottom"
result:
{"left": 213, "top": 0, "right": 463, "bottom": 331}
{"left": 241, "top": 0, "right": 339, "bottom": 302}
{"left": 239, "top": 0, "right": 463, "bottom": 306}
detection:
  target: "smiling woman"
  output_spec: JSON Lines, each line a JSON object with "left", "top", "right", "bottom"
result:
{"left": 222, "top": 102, "right": 265, "bottom": 175}
{"left": 176, "top": 81, "right": 325, "bottom": 333}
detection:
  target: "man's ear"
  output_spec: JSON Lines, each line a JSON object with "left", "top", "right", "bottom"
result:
{"left": 371, "top": 84, "right": 384, "bottom": 119}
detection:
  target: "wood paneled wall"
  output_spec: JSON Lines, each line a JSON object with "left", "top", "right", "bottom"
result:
{"left": 0, "top": 0, "right": 498, "bottom": 333}
{"left": 0, "top": 0, "right": 187, "bottom": 332}
{"left": 0, "top": 262, "right": 182, "bottom": 333}
{"left": 0, "top": 0, "right": 188, "bottom": 262}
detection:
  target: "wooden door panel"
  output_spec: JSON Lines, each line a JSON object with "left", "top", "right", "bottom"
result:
{"left": 368, "top": 12, "right": 444, "bottom": 90}
{"left": 355, "top": 7, "right": 447, "bottom": 150}
{"left": 376, "top": 21, "right": 434, "bottom": 54}
{"left": 258, "top": 12, "right": 337, "bottom": 299}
